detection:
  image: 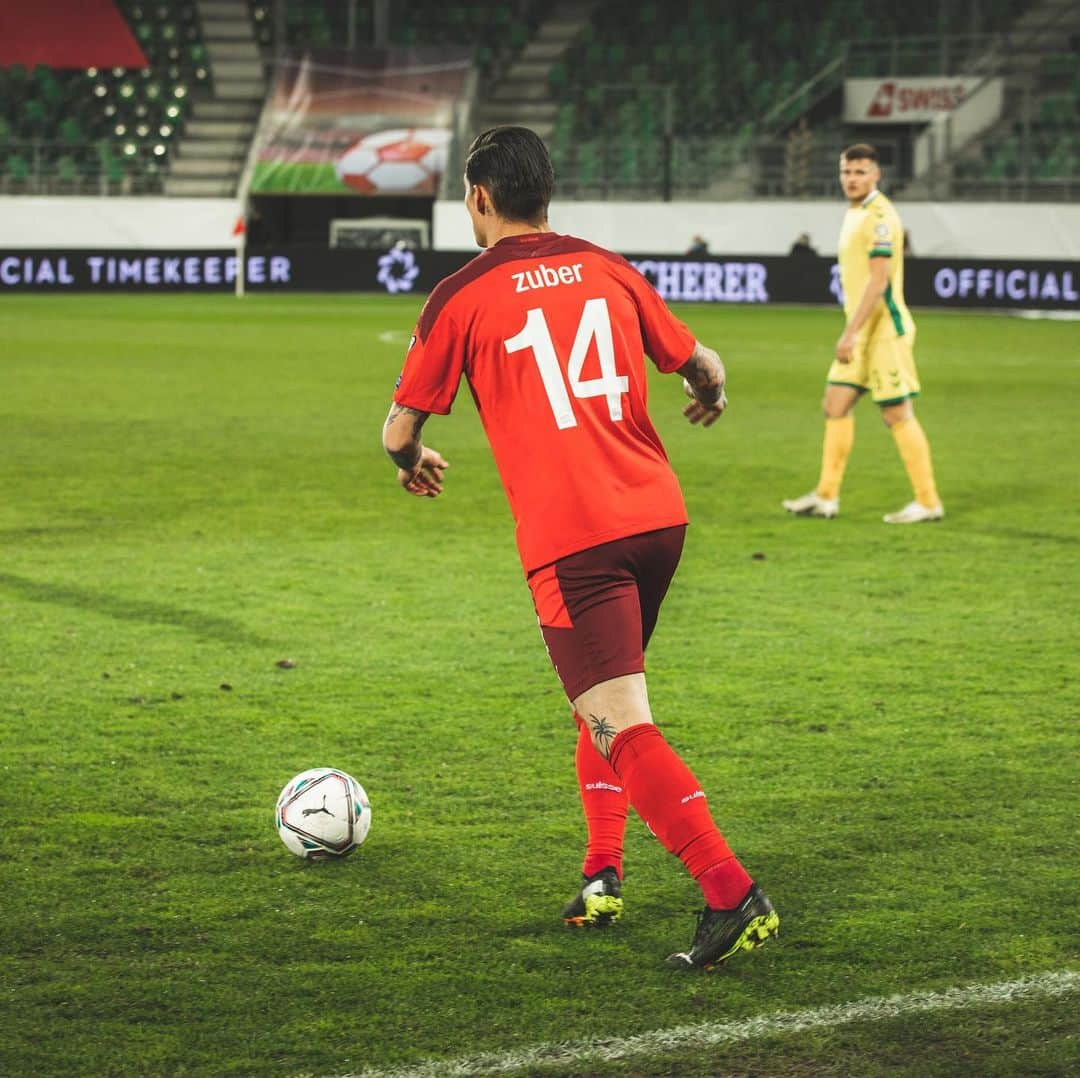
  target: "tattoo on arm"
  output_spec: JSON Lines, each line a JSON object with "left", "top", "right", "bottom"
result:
{"left": 678, "top": 342, "right": 725, "bottom": 406}
{"left": 383, "top": 403, "right": 429, "bottom": 472}
{"left": 589, "top": 714, "right": 617, "bottom": 759}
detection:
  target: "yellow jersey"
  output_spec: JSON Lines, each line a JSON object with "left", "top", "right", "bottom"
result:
{"left": 838, "top": 190, "right": 914, "bottom": 341}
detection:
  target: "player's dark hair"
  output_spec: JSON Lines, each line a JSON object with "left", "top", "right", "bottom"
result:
{"left": 842, "top": 142, "right": 879, "bottom": 163}
{"left": 465, "top": 126, "right": 554, "bottom": 224}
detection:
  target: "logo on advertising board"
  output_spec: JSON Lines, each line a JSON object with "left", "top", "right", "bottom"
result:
{"left": 377, "top": 246, "right": 420, "bottom": 294}
{"left": 867, "top": 82, "right": 895, "bottom": 118}
{"left": 630, "top": 258, "right": 769, "bottom": 303}
{"left": 844, "top": 77, "right": 983, "bottom": 123}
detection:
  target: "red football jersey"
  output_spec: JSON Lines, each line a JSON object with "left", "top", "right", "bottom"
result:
{"left": 393, "top": 232, "right": 695, "bottom": 572}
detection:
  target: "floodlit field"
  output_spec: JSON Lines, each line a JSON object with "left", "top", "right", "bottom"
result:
{"left": 1, "top": 295, "right": 1077, "bottom": 1076}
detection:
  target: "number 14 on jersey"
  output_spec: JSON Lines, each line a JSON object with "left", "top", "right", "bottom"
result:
{"left": 504, "top": 297, "right": 629, "bottom": 430}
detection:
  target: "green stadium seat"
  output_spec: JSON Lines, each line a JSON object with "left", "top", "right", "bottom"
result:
{"left": 23, "top": 99, "right": 48, "bottom": 135}
{"left": 58, "top": 117, "right": 83, "bottom": 145}
{"left": 840, "top": 18, "right": 866, "bottom": 43}
{"left": 55, "top": 154, "right": 80, "bottom": 185}
{"left": 553, "top": 102, "right": 575, "bottom": 140}
{"left": 606, "top": 42, "right": 627, "bottom": 68}
{"left": 687, "top": 0, "right": 709, "bottom": 25}
{"left": 576, "top": 142, "right": 602, "bottom": 187}
{"left": 774, "top": 19, "right": 797, "bottom": 51}
{"left": 635, "top": 97, "right": 658, "bottom": 137}
{"left": 634, "top": 141, "right": 661, "bottom": 186}
{"left": 508, "top": 21, "right": 529, "bottom": 49}
{"left": 6, "top": 153, "right": 30, "bottom": 184}
{"left": 613, "top": 143, "right": 639, "bottom": 187}
{"left": 97, "top": 143, "right": 126, "bottom": 183}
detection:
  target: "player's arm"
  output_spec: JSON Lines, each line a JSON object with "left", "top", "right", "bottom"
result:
{"left": 676, "top": 341, "right": 727, "bottom": 427}
{"left": 382, "top": 403, "right": 449, "bottom": 498}
{"left": 836, "top": 256, "right": 890, "bottom": 363}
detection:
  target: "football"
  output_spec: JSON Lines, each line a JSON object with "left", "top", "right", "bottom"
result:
{"left": 275, "top": 767, "right": 372, "bottom": 859}
{"left": 334, "top": 127, "right": 451, "bottom": 194}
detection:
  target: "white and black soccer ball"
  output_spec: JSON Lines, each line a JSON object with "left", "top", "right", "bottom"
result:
{"left": 334, "top": 127, "right": 450, "bottom": 194}
{"left": 275, "top": 767, "right": 371, "bottom": 859}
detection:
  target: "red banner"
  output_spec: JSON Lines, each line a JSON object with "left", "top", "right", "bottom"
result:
{"left": 0, "top": 0, "right": 147, "bottom": 69}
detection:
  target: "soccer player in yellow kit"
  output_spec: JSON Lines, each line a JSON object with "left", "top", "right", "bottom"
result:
{"left": 783, "top": 143, "right": 943, "bottom": 524}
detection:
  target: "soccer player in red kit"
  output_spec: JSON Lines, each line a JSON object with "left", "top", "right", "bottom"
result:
{"left": 383, "top": 127, "right": 779, "bottom": 969}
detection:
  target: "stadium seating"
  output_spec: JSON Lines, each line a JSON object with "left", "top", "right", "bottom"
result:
{"left": 0, "top": 1, "right": 209, "bottom": 193}
{"left": 545, "top": 0, "right": 1040, "bottom": 197}
{"left": 247, "top": 1, "right": 540, "bottom": 74}
{"left": 4, "top": 0, "right": 1074, "bottom": 200}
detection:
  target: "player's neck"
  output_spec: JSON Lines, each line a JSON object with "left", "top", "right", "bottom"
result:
{"left": 485, "top": 219, "right": 552, "bottom": 246}
{"left": 851, "top": 188, "right": 880, "bottom": 208}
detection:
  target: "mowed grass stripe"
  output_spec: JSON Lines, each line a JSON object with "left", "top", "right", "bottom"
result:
{"left": 341, "top": 970, "right": 1078, "bottom": 1078}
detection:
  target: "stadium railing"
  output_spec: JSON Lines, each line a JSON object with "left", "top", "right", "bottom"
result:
{"left": 0, "top": 138, "right": 169, "bottom": 195}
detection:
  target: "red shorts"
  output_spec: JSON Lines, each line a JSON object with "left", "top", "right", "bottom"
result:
{"left": 526, "top": 525, "right": 686, "bottom": 701}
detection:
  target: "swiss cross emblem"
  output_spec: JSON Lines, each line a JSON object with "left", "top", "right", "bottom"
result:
{"left": 868, "top": 82, "right": 895, "bottom": 118}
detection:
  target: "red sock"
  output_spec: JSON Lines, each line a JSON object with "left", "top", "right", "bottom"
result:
{"left": 608, "top": 723, "right": 752, "bottom": 909}
{"left": 574, "top": 712, "right": 629, "bottom": 879}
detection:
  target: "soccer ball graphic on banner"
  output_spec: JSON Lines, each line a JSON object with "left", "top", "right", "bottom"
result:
{"left": 275, "top": 768, "right": 371, "bottom": 859}
{"left": 335, "top": 128, "right": 451, "bottom": 194}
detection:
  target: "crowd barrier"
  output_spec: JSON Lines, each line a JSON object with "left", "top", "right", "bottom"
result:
{"left": 1, "top": 246, "right": 1077, "bottom": 310}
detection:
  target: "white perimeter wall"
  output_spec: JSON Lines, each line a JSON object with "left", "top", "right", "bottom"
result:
{"left": 434, "top": 199, "right": 1080, "bottom": 260}
{"left": 2, "top": 196, "right": 1077, "bottom": 260}
{"left": 0, "top": 197, "right": 241, "bottom": 248}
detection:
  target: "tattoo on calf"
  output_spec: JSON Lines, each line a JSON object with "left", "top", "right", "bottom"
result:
{"left": 589, "top": 714, "right": 617, "bottom": 759}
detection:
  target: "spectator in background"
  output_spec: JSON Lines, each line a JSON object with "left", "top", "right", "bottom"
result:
{"left": 788, "top": 232, "right": 818, "bottom": 257}
{"left": 904, "top": 229, "right": 915, "bottom": 257}
{"left": 686, "top": 235, "right": 709, "bottom": 255}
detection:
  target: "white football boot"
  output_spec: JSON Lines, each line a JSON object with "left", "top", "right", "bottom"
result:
{"left": 781, "top": 491, "right": 839, "bottom": 518}
{"left": 883, "top": 501, "right": 945, "bottom": 524}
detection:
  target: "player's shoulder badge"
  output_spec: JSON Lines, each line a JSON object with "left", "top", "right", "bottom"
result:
{"left": 874, "top": 221, "right": 890, "bottom": 239}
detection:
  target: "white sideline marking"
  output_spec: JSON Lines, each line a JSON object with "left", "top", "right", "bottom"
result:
{"left": 332, "top": 969, "right": 1077, "bottom": 1078}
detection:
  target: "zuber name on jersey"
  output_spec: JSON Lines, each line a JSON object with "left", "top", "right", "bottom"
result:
{"left": 512, "top": 262, "right": 584, "bottom": 293}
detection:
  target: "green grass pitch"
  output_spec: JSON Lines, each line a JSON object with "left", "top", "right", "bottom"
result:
{"left": 0, "top": 295, "right": 1077, "bottom": 1076}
